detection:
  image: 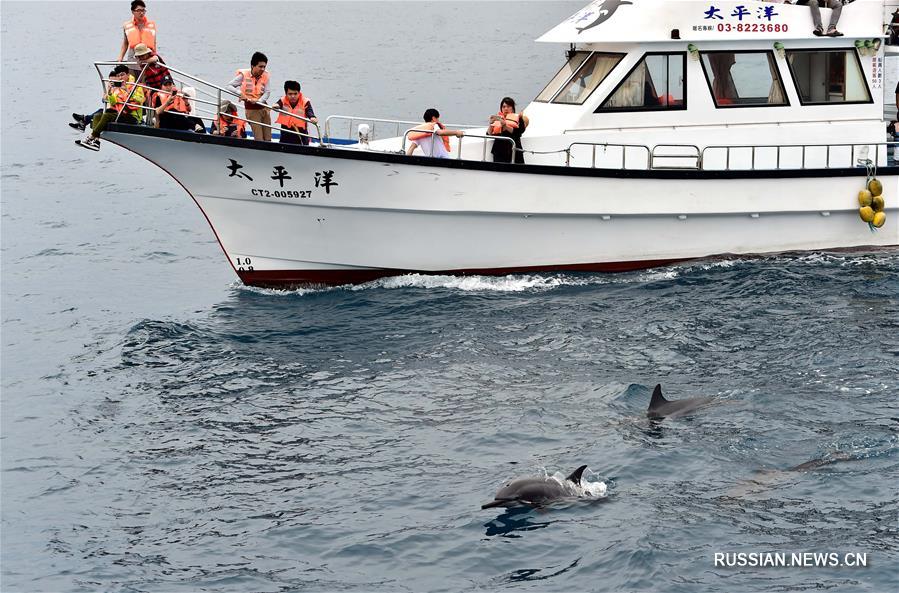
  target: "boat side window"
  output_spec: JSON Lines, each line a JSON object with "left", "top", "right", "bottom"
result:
{"left": 700, "top": 51, "right": 788, "bottom": 108}
{"left": 785, "top": 49, "right": 872, "bottom": 105}
{"left": 550, "top": 52, "right": 624, "bottom": 105}
{"left": 535, "top": 51, "right": 592, "bottom": 102}
{"left": 595, "top": 53, "right": 686, "bottom": 112}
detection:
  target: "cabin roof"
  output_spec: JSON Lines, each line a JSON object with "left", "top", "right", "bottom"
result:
{"left": 537, "top": 0, "right": 886, "bottom": 43}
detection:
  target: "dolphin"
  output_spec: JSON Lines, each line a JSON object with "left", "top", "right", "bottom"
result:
{"left": 646, "top": 384, "right": 714, "bottom": 419}
{"left": 482, "top": 465, "right": 588, "bottom": 509}
{"left": 725, "top": 451, "right": 858, "bottom": 498}
{"left": 576, "top": 0, "right": 633, "bottom": 34}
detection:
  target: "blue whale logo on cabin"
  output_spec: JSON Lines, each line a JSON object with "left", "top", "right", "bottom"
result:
{"left": 574, "top": 0, "right": 634, "bottom": 34}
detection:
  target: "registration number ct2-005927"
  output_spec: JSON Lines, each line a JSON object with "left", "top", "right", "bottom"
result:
{"left": 250, "top": 189, "right": 312, "bottom": 199}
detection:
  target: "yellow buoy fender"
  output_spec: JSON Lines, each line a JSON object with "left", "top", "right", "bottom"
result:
{"left": 868, "top": 178, "right": 883, "bottom": 197}
{"left": 858, "top": 190, "right": 873, "bottom": 207}
{"left": 859, "top": 206, "right": 875, "bottom": 222}
{"left": 872, "top": 211, "right": 886, "bottom": 228}
{"left": 872, "top": 195, "right": 885, "bottom": 212}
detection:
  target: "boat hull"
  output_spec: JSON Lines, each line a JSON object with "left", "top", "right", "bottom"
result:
{"left": 105, "top": 126, "right": 899, "bottom": 287}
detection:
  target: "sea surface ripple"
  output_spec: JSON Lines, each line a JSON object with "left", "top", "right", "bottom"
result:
{"left": 2, "top": 2, "right": 899, "bottom": 592}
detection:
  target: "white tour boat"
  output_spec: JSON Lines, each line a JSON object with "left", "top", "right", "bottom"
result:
{"left": 96, "top": 0, "right": 899, "bottom": 287}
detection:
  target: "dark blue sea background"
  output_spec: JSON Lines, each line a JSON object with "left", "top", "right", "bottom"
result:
{"left": 2, "top": 2, "right": 898, "bottom": 592}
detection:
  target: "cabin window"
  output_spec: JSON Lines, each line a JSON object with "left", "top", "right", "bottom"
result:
{"left": 596, "top": 53, "right": 686, "bottom": 112}
{"left": 699, "top": 51, "right": 788, "bottom": 108}
{"left": 785, "top": 49, "right": 872, "bottom": 104}
{"left": 535, "top": 51, "right": 592, "bottom": 102}
{"left": 550, "top": 52, "right": 624, "bottom": 105}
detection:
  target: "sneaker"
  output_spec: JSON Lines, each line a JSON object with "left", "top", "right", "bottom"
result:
{"left": 75, "top": 135, "right": 100, "bottom": 151}
{"left": 826, "top": 27, "right": 843, "bottom": 37}
{"left": 72, "top": 112, "right": 84, "bottom": 122}
{"left": 69, "top": 122, "right": 86, "bottom": 132}
{"left": 813, "top": 27, "right": 824, "bottom": 36}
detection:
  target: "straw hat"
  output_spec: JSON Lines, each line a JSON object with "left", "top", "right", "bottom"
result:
{"left": 220, "top": 100, "right": 237, "bottom": 113}
{"left": 134, "top": 43, "right": 152, "bottom": 58}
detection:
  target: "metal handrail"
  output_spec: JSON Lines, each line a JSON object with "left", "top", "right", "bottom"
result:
{"left": 325, "top": 115, "right": 480, "bottom": 142}
{"left": 701, "top": 142, "right": 899, "bottom": 170}
{"left": 401, "top": 128, "right": 515, "bottom": 161}
{"left": 92, "top": 61, "right": 322, "bottom": 143}
{"left": 650, "top": 144, "right": 702, "bottom": 169}
{"left": 565, "top": 142, "right": 651, "bottom": 169}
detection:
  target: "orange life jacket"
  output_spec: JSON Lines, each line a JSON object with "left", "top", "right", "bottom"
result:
{"left": 109, "top": 80, "right": 140, "bottom": 113}
{"left": 489, "top": 112, "right": 520, "bottom": 135}
{"left": 275, "top": 94, "right": 309, "bottom": 131}
{"left": 154, "top": 90, "right": 189, "bottom": 113}
{"left": 123, "top": 18, "right": 157, "bottom": 52}
{"left": 236, "top": 69, "right": 270, "bottom": 103}
{"left": 408, "top": 122, "right": 452, "bottom": 152}
{"left": 215, "top": 112, "right": 246, "bottom": 135}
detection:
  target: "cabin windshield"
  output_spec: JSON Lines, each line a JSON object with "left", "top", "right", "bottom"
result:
{"left": 535, "top": 51, "right": 591, "bottom": 102}
{"left": 535, "top": 51, "right": 623, "bottom": 104}
{"left": 785, "top": 49, "right": 872, "bottom": 105}
{"left": 700, "top": 51, "right": 788, "bottom": 108}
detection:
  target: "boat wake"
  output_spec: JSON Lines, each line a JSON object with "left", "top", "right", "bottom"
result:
{"left": 230, "top": 251, "right": 898, "bottom": 296}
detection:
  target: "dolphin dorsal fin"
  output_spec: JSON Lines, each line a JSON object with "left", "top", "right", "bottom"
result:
{"left": 648, "top": 384, "right": 668, "bottom": 411}
{"left": 566, "top": 465, "right": 588, "bottom": 484}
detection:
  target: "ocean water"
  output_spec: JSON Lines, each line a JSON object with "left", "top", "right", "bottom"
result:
{"left": 2, "top": 2, "right": 899, "bottom": 592}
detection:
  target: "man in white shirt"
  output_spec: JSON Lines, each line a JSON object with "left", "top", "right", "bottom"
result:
{"left": 405, "top": 109, "right": 465, "bottom": 159}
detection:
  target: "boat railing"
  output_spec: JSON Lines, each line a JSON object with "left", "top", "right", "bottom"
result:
{"left": 92, "top": 61, "right": 322, "bottom": 143}
{"left": 651, "top": 144, "right": 702, "bottom": 169}
{"left": 560, "top": 140, "right": 898, "bottom": 171}
{"left": 565, "top": 142, "right": 652, "bottom": 170}
{"left": 400, "top": 128, "right": 515, "bottom": 162}
{"left": 325, "top": 115, "right": 481, "bottom": 144}
{"left": 700, "top": 142, "right": 899, "bottom": 170}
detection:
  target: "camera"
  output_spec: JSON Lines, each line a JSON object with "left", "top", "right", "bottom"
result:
{"left": 112, "top": 81, "right": 123, "bottom": 87}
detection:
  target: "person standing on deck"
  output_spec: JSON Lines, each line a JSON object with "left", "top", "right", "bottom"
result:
{"left": 228, "top": 52, "right": 272, "bottom": 141}
{"left": 487, "top": 97, "right": 529, "bottom": 164}
{"left": 273, "top": 81, "right": 318, "bottom": 145}
{"left": 117, "top": 1, "right": 157, "bottom": 65}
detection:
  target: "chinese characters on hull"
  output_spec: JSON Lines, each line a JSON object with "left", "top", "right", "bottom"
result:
{"left": 224, "top": 159, "right": 339, "bottom": 197}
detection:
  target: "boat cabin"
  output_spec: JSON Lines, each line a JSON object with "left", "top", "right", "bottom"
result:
{"left": 506, "top": 0, "right": 895, "bottom": 169}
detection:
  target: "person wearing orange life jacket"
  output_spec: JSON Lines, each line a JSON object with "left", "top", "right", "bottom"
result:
{"left": 211, "top": 101, "right": 247, "bottom": 138}
{"left": 152, "top": 78, "right": 206, "bottom": 133}
{"left": 210, "top": 101, "right": 247, "bottom": 138}
{"left": 487, "top": 97, "right": 529, "bottom": 164}
{"left": 117, "top": 1, "right": 157, "bottom": 68}
{"left": 405, "top": 108, "right": 465, "bottom": 159}
{"left": 272, "top": 81, "right": 318, "bottom": 145}
{"left": 227, "top": 52, "right": 272, "bottom": 141}
{"left": 76, "top": 65, "right": 145, "bottom": 151}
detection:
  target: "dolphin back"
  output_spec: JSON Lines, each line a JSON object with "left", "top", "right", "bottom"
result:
{"left": 565, "top": 465, "right": 588, "bottom": 485}
{"left": 648, "top": 384, "right": 668, "bottom": 414}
